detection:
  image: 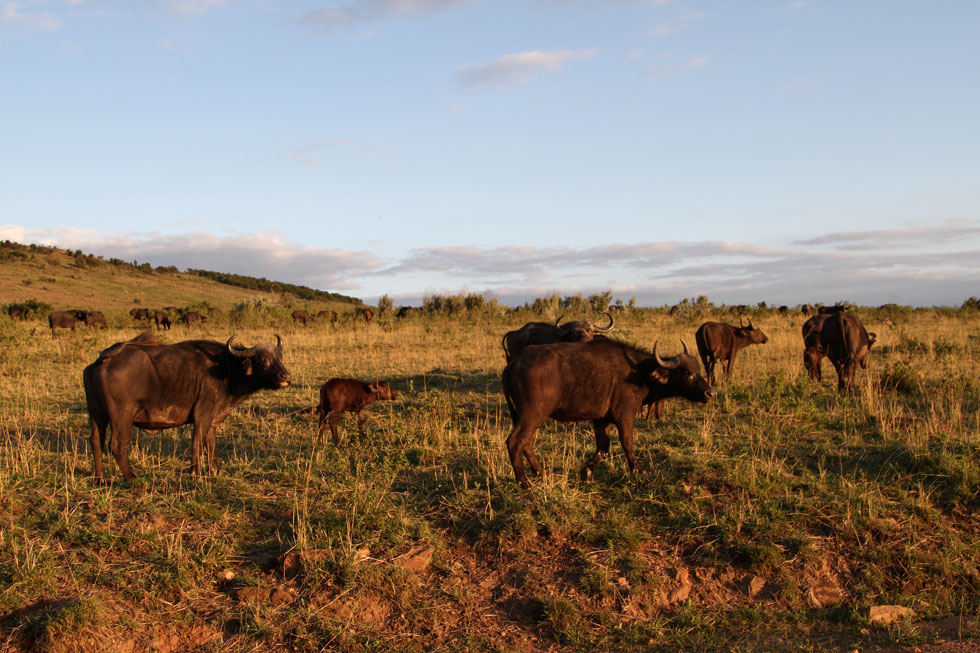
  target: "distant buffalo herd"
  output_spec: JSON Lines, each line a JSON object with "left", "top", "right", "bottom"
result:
{"left": 62, "top": 304, "right": 878, "bottom": 487}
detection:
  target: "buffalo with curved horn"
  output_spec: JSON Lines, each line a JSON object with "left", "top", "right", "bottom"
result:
{"left": 501, "top": 312, "right": 615, "bottom": 363}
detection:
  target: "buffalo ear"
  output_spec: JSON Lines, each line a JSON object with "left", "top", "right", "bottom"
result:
{"left": 649, "top": 368, "right": 670, "bottom": 384}
{"left": 243, "top": 359, "right": 253, "bottom": 376}
{"left": 868, "top": 332, "right": 878, "bottom": 348}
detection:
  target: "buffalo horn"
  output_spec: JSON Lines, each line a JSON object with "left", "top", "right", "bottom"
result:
{"left": 555, "top": 313, "right": 568, "bottom": 332}
{"left": 593, "top": 312, "right": 614, "bottom": 333}
{"left": 275, "top": 334, "right": 284, "bottom": 355}
{"left": 739, "top": 317, "right": 746, "bottom": 328}
{"left": 681, "top": 339, "right": 690, "bottom": 355}
{"left": 653, "top": 341, "right": 667, "bottom": 368}
{"left": 227, "top": 335, "right": 247, "bottom": 358}
{"left": 747, "top": 318, "right": 754, "bottom": 329}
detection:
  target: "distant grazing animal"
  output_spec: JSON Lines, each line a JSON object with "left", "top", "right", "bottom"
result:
{"left": 801, "top": 304, "right": 814, "bottom": 316}
{"left": 695, "top": 319, "right": 769, "bottom": 386}
{"left": 360, "top": 307, "right": 375, "bottom": 323}
{"left": 8, "top": 306, "right": 26, "bottom": 320}
{"left": 291, "top": 310, "right": 310, "bottom": 326}
{"left": 778, "top": 306, "right": 789, "bottom": 314}
{"left": 129, "top": 308, "right": 151, "bottom": 322}
{"left": 396, "top": 306, "right": 417, "bottom": 319}
{"left": 154, "top": 311, "right": 172, "bottom": 330}
{"left": 501, "top": 338, "right": 715, "bottom": 488}
{"left": 317, "top": 310, "right": 339, "bottom": 324}
{"left": 83, "top": 311, "right": 108, "bottom": 329}
{"left": 179, "top": 311, "right": 207, "bottom": 326}
{"left": 316, "top": 378, "right": 398, "bottom": 445}
{"left": 819, "top": 312, "right": 877, "bottom": 391}
{"left": 501, "top": 313, "right": 615, "bottom": 363}
{"left": 83, "top": 332, "right": 291, "bottom": 481}
{"left": 801, "top": 314, "right": 831, "bottom": 381}
{"left": 818, "top": 305, "right": 846, "bottom": 314}
{"left": 48, "top": 310, "right": 85, "bottom": 336}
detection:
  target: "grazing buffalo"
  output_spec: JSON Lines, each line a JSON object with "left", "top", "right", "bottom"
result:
{"left": 360, "top": 307, "right": 375, "bottom": 323}
{"left": 819, "top": 312, "right": 877, "bottom": 391}
{"left": 83, "top": 332, "right": 292, "bottom": 481}
{"left": 695, "top": 319, "right": 769, "bottom": 385}
{"left": 778, "top": 306, "right": 789, "bottom": 314}
{"left": 801, "top": 304, "right": 814, "bottom": 316}
{"left": 83, "top": 311, "right": 108, "bottom": 329}
{"left": 49, "top": 310, "right": 85, "bottom": 335}
{"left": 154, "top": 311, "right": 172, "bottom": 330}
{"left": 801, "top": 314, "right": 831, "bottom": 381}
{"left": 501, "top": 338, "right": 715, "bottom": 488}
{"left": 317, "top": 310, "right": 339, "bottom": 324}
{"left": 8, "top": 306, "right": 26, "bottom": 320}
{"left": 501, "top": 313, "right": 615, "bottom": 363}
{"left": 179, "top": 311, "right": 207, "bottom": 326}
{"left": 315, "top": 378, "right": 398, "bottom": 444}
{"left": 395, "top": 306, "right": 417, "bottom": 319}
{"left": 291, "top": 310, "right": 309, "bottom": 326}
{"left": 130, "top": 308, "right": 151, "bottom": 322}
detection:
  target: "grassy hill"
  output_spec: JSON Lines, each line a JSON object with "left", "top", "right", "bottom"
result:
{"left": 0, "top": 241, "right": 362, "bottom": 319}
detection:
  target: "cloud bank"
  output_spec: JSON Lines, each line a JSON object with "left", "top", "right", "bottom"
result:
{"left": 2, "top": 221, "right": 978, "bottom": 306}
{"left": 457, "top": 49, "right": 598, "bottom": 87}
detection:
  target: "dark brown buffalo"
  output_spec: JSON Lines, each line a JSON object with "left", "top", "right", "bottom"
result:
{"left": 317, "top": 310, "right": 339, "bottom": 324}
{"left": 179, "top": 311, "right": 207, "bottom": 326}
{"left": 801, "top": 304, "right": 814, "bottom": 316}
{"left": 395, "top": 306, "right": 417, "bottom": 318}
{"left": 819, "top": 312, "right": 877, "bottom": 391}
{"left": 154, "top": 311, "right": 172, "bottom": 330}
{"left": 502, "top": 338, "right": 715, "bottom": 488}
{"left": 49, "top": 310, "right": 85, "bottom": 335}
{"left": 291, "top": 310, "right": 309, "bottom": 325}
{"left": 316, "top": 378, "right": 398, "bottom": 444}
{"left": 818, "top": 304, "right": 846, "bottom": 314}
{"left": 360, "top": 307, "right": 375, "bottom": 323}
{"left": 501, "top": 313, "right": 614, "bottom": 363}
{"left": 801, "top": 314, "right": 831, "bottom": 381}
{"left": 83, "top": 332, "right": 291, "bottom": 481}
{"left": 130, "top": 308, "right": 151, "bottom": 321}
{"left": 694, "top": 319, "right": 769, "bottom": 385}
{"left": 83, "top": 311, "right": 108, "bottom": 329}
{"left": 8, "top": 306, "right": 26, "bottom": 320}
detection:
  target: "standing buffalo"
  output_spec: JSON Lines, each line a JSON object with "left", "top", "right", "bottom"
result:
{"left": 83, "top": 311, "right": 108, "bottom": 329}
{"left": 819, "top": 312, "right": 877, "bottom": 391}
{"left": 316, "top": 378, "right": 398, "bottom": 444}
{"left": 83, "top": 332, "right": 292, "bottom": 481}
{"left": 317, "top": 310, "right": 339, "bottom": 324}
{"left": 49, "top": 310, "right": 86, "bottom": 336}
{"left": 396, "top": 306, "right": 417, "bottom": 319}
{"left": 8, "top": 306, "right": 26, "bottom": 320}
{"left": 695, "top": 319, "right": 769, "bottom": 386}
{"left": 179, "top": 311, "right": 207, "bottom": 326}
{"left": 501, "top": 313, "right": 615, "bottom": 363}
{"left": 291, "top": 310, "right": 309, "bottom": 325}
{"left": 360, "top": 307, "right": 375, "bottom": 323}
{"left": 501, "top": 338, "right": 714, "bottom": 488}
{"left": 130, "top": 308, "right": 151, "bottom": 322}
{"left": 154, "top": 311, "right": 172, "bottom": 330}
{"left": 801, "top": 304, "right": 814, "bottom": 316}
{"left": 802, "top": 314, "right": 831, "bottom": 381}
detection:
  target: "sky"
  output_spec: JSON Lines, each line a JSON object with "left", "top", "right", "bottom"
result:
{"left": 2, "top": 0, "right": 979, "bottom": 307}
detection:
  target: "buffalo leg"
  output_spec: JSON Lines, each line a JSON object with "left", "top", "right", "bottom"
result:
{"left": 616, "top": 419, "right": 640, "bottom": 474}
{"left": 108, "top": 416, "right": 135, "bottom": 481}
{"left": 190, "top": 421, "right": 209, "bottom": 477}
{"left": 327, "top": 412, "right": 343, "bottom": 445}
{"left": 506, "top": 424, "right": 537, "bottom": 489}
{"left": 522, "top": 434, "right": 543, "bottom": 478}
{"left": 89, "top": 415, "right": 108, "bottom": 481}
{"left": 356, "top": 411, "right": 366, "bottom": 438}
{"left": 581, "top": 419, "right": 612, "bottom": 481}
{"left": 205, "top": 424, "right": 219, "bottom": 474}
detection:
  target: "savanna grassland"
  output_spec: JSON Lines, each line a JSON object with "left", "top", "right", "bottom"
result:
{"left": 2, "top": 274, "right": 980, "bottom": 651}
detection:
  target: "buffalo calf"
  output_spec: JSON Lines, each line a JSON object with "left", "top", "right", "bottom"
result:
{"left": 695, "top": 319, "right": 769, "bottom": 386}
{"left": 316, "top": 378, "right": 398, "bottom": 444}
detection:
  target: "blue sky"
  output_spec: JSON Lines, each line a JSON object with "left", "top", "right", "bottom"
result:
{"left": 2, "top": 0, "right": 979, "bottom": 306}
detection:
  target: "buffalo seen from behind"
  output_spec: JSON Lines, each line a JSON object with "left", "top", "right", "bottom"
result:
{"left": 802, "top": 313, "right": 831, "bottom": 381}
{"left": 819, "top": 311, "right": 876, "bottom": 391}
{"left": 502, "top": 337, "right": 715, "bottom": 488}
{"left": 316, "top": 378, "right": 398, "bottom": 445}
{"left": 501, "top": 313, "right": 614, "bottom": 363}
{"left": 694, "top": 319, "right": 769, "bottom": 386}
{"left": 83, "top": 332, "right": 292, "bottom": 482}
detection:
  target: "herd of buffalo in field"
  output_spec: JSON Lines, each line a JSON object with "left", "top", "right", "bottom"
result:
{"left": 53, "top": 302, "right": 877, "bottom": 488}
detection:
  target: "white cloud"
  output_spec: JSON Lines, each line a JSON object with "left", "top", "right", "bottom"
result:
{"left": 456, "top": 49, "right": 599, "bottom": 87}
{"left": 648, "top": 11, "right": 706, "bottom": 38}
{"left": 304, "top": 0, "right": 466, "bottom": 31}
{"left": 1, "top": 2, "right": 60, "bottom": 30}
{"left": 645, "top": 54, "right": 708, "bottom": 78}
{"left": 166, "top": 0, "right": 225, "bottom": 15}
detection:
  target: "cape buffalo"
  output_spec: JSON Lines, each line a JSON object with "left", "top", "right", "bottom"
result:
{"left": 49, "top": 310, "right": 85, "bottom": 336}
{"left": 83, "top": 332, "right": 292, "bottom": 482}
{"left": 501, "top": 313, "right": 615, "bottom": 363}
{"left": 819, "top": 312, "right": 877, "bottom": 391}
{"left": 83, "top": 311, "right": 107, "bottom": 329}
{"left": 154, "top": 311, "right": 172, "bottom": 330}
{"left": 179, "top": 311, "right": 207, "bottom": 326}
{"left": 502, "top": 338, "right": 714, "bottom": 488}
{"left": 130, "top": 308, "right": 151, "bottom": 322}
{"left": 291, "top": 310, "right": 309, "bottom": 325}
{"left": 316, "top": 378, "right": 398, "bottom": 444}
{"left": 8, "top": 306, "right": 26, "bottom": 320}
{"left": 802, "top": 314, "right": 831, "bottom": 381}
{"left": 360, "top": 307, "right": 375, "bottom": 323}
{"left": 317, "top": 310, "right": 339, "bottom": 324}
{"left": 695, "top": 319, "right": 769, "bottom": 386}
